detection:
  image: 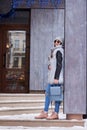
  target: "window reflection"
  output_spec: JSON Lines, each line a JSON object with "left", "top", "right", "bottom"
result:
{"left": 6, "top": 31, "right": 26, "bottom": 69}
{"left": 6, "top": 30, "right": 26, "bottom": 91}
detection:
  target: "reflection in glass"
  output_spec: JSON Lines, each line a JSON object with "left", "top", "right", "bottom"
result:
{"left": 6, "top": 31, "right": 26, "bottom": 69}
{"left": 6, "top": 31, "right": 26, "bottom": 91}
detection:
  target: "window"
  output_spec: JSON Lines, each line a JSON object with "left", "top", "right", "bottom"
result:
{"left": 22, "top": 40, "right": 25, "bottom": 51}
{"left": 13, "top": 57, "right": 19, "bottom": 67}
{"left": 22, "top": 57, "right": 25, "bottom": 68}
{"left": 14, "top": 40, "right": 19, "bottom": 50}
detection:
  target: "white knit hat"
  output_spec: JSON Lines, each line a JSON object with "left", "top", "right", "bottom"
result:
{"left": 54, "top": 37, "right": 63, "bottom": 43}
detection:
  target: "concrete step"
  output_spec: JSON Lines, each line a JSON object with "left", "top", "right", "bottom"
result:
{"left": 0, "top": 100, "right": 63, "bottom": 108}
{"left": 0, "top": 118, "right": 85, "bottom": 127}
{"left": 0, "top": 106, "right": 63, "bottom": 115}
{"left": 0, "top": 113, "right": 85, "bottom": 127}
{"left": 0, "top": 100, "right": 44, "bottom": 107}
{"left": 0, "top": 94, "right": 63, "bottom": 115}
{"left": 0, "top": 107, "right": 44, "bottom": 115}
{"left": 0, "top": 94, "right": 45, "bottom": 101}
{"left": 0, "top": 94, "right": 85, "bottom": 127}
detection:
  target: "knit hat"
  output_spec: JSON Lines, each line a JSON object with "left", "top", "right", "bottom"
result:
{"left": 54, "top": 37, "right": 63, "bottom": 44}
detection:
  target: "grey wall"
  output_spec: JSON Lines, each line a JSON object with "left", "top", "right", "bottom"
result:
{"left": 64, "top": 0, "right": 86, "bottom": 114}
{"left": 30, "top": 9, "right": 64, "bottom": 90}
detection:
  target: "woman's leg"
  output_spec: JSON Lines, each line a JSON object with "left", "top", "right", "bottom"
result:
{"left": 44, "top": 84, "right": 51, "bottom": 112}
{"left": 47, "top": 101, "right": 61, "bottom": 120}
{"left": 35, "top": 84, "right": 51, "bottom": 119}
{"left": 55, "top": 101, "right": 61, "bottom": 113}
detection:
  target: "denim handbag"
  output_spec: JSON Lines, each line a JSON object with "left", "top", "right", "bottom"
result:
{"left": 50, "top": 84, "right": 63, "bottom": 101}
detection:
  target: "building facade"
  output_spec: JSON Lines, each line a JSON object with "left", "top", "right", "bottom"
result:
{"left": 0, "top": 0, "right": 87, "bottom": 117}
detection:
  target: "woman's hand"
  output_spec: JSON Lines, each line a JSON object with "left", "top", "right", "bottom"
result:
{"left": 53, "top": 79, "right": 58, "bottom": 84}
{"left": 48, "top": 64, "right": 51, "bottom": 70}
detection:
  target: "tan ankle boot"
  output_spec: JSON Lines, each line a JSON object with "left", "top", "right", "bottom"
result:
{"left": 47, "top": 112, "right": 59, "bottom": 120}
{"left": 35, "top": 110, "right": 48, "bottom": 119}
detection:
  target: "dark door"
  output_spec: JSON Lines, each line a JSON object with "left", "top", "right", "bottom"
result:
{"left": 0, "top": 24, "right": 29, "bottom": 93}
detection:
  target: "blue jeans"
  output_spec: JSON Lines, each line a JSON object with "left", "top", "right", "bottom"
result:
{"left": 44, "top": 84, "right": 61, "bottom": 113}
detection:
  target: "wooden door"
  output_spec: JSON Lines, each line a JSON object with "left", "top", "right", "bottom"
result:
{"left": 0, "top": 24, "right": 30, "bottom": 93}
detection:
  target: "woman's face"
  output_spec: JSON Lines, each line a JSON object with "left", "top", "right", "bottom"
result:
{"left": 54, "top": 40, "right": 61, "bottom": 47}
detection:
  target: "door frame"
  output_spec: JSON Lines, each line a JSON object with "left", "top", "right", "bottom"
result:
{"left": 0, "top": 24, "right": 30, "bottom": 93}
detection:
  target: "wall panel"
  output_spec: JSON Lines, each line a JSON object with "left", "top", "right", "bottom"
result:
{"left": 30, "top": 9, "right": 64, "bottom": 90}
{"left": 64, "top": 0, "right": 86, "bottom": 114}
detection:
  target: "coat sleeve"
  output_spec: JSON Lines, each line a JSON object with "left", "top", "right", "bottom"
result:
{"left": 54, "top": 51, "right": 62, "bottom": 80}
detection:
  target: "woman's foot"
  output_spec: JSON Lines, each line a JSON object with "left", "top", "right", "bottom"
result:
{"left": 47, "top": 111, "right": 59, "bottom": 120}
{"left": 35, "top": 110, "right": 48, "bottom": 119}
